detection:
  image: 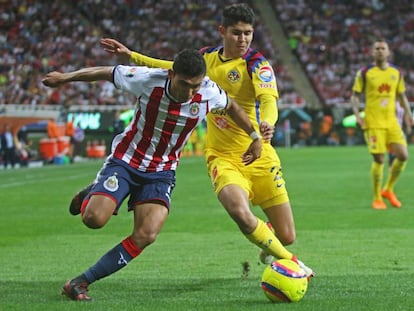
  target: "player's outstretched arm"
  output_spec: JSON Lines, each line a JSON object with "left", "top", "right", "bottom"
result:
{"left": 100, "top": 38, "right": 132, "bottom": 64}
{"left": 226, "top": 98, "right": 262, "bottom": 165}
{"left": 42, "top": 67, "right": 113, "bottom": 88}
{"left": 100, "top": 38, "right": 173, "bottom": 69}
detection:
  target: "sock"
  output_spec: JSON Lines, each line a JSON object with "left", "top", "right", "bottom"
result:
{"left": 245, "top": 218, "right": 293, "bottom": 260}
{"left": 384, "top": 159, "right": 406, "bottom": 191}
{"left": 80, "top": 198, "right": 89, "bottom": 216}
{"left": 81, "top": 236, "right": 142, "bottom": 284}
{"left": 371, "top": 162, "right": 383, "bottom": 200}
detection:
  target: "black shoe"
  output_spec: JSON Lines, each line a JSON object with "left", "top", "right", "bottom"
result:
{"left": 69, "top": 183, "right": 94, "bottom": 215}
{"left": 62, "top": 279, "right": 92, "bottom": 301}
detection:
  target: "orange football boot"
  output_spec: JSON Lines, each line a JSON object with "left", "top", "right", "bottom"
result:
{"left": 381, "top": 190, "right": 402, "bottom": 208}
{"left": 372, "top": 199, "right": 387, "bottom": 210}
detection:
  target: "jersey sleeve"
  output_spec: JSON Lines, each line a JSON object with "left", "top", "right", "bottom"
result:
{"left": 259, "top": 93, "right": 278, "bottom": 125}
{"left": 251, "top": 60, "right": 279, "bottom": 99}
{"left": 207, "top": 81, "right": 229, "bottom": 111}
{"left": 130, "top": 52, "right": 173, "bottom": 69}
{"left": 352, "top": 69, "right": 364, "bottom": 93}
{"left": 113, "top": 65, "right": 148, "bottom": 96}
{"left": 397, "top": 72, "right": 406, "bottom": 94}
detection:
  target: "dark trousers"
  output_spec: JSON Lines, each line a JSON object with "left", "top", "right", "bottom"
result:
{"left": 3, "top": 147, "right": 17, "bottom": 168}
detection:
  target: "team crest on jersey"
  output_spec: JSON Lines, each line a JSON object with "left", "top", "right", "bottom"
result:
{"left": 227, "top": 69, "right": 241, "bottom": 83}
{"left": 103, "top": 174, "right": 119, "bottom": 192}
{"left": 190, "top": 102, "right": 200, "bottom": 116}
{"left": 126, "top": 67, "right": 136, "bottom": 77}
{"left": 258, "top": 66, "right": 274, "bottom": 83}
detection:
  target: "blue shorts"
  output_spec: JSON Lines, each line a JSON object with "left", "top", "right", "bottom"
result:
{"left": 88, "top": 158, "right": 176, "bottom": 214}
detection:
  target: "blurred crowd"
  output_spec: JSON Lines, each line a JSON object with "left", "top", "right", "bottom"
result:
{"left": 1, "top": 0, "right": 302, "bottom": 110}
{"left": 273, "top": 0, "right": 414, "bottom": 105}
{"left": 2, "top": 0, "right": 413, "bottom": 110}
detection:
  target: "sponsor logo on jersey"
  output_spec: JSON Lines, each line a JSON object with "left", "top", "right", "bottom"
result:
{"left": 227, "top": 69, "right": 241, "bottom": 83}
{"left": 103, "top": 174, "right": 119, "bottom": 192}
{"left": 258, "top": 66, "right": 274, "bottom": 83}
{"left": 258, "top": 83, "right": 274, "bottom": 89}
{"left": 126, "top": 67, "right": 136, "bottom": 77}
{"left": 211, "top": 108, "right": 227, "bottom": 116}
{"left": 213, "top": 116, "right": 230, "bottom": 129}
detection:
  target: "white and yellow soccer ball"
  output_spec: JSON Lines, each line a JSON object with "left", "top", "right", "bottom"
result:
{"left": 261, "top": 259, "right": 308, "bottom": 303}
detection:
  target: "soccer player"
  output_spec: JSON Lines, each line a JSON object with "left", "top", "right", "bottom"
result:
{"left": 351, "top": 38, "right": 413, "bottom": 210}
{"left": 100, "top": 3, "right": 313, "bottom": 276}
{"left": 42, "top": 49, "right": 262, "bottom": 301}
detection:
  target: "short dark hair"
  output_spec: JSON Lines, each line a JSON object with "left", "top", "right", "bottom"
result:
{"left": 222, "top": 3, "right": 255, "bottom": 28}
{"left": 172, "top": 49, "right": 206, "bottom": 77}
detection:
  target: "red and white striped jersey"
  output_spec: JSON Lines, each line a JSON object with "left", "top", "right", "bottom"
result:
{"left": 111, "top": 65, "right": 228, "bottom": 172}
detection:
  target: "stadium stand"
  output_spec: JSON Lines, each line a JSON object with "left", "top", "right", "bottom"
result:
{"left": 1, "top": 0, "right": 304, "bottom": 111}
{"left": 271, "top": 0, "right": 414, "bottom": 106}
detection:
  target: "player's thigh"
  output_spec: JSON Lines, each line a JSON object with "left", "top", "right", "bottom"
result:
{"left": 364, "top": 128, "right": 387, "bottom": 154}
{"left": 84, "top": 194, "right": 117, "bottom": 225}
{"left": 263, "top": 202, "right": 296, "bottom": 245}
{"left": 388, "top": 126, "right": 408, "bottom": 160}
{"left": 90, "top": 161, "right": 132, "bottom": 214}
{"left": 250, "top": 160, "right": 289, "bottom": 208}
{"left": 207, "top": 156, "right": 252, "bottom": 199}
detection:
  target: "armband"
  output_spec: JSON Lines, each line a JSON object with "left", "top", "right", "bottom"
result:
{"left": 249, "top": 131, "right": 260, "bottom": 141}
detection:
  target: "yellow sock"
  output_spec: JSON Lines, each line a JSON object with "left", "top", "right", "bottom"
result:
{"left": 384, "top": 159, "right": 406, "bottom": 191}
{"left": 245, "top": 218, "right": 293, "bottom": 260}
{"left": 371, "top": 162, "right": 383, "bottom": 200}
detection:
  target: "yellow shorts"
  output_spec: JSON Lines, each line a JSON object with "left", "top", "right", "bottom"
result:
{"left": 207, "top": 146, "right": 289, "bottom": 209}
{"left": 364, "top": 125, "right": 407, "bottom": 154}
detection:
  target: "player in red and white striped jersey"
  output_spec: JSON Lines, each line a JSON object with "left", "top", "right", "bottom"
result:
{"left": 43, "top": 49, "right": 262, "bottom": 301}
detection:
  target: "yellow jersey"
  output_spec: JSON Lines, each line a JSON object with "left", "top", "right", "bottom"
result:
{"left": 352, "top": 64, "right": 405, "bottom": 128}
{"left": 201, "top": 46, "right": 278, "bottom": 155}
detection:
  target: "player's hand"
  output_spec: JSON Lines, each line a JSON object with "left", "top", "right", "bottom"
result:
{"left": 241, "top": 138, "right": 262, "bottom": 166}
{"left": 42, "top": 71, "right": 65, "bottom": 88}
{"left": 260, "top": 121, "right": 275, "bottom": 142}
{"left": 356, "top": 116, "right": 365, "bottom": 129}
{"left": 100, "top": 38, "right": 131, "bottom": 63}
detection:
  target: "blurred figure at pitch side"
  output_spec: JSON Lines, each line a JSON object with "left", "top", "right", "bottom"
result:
{"left": 1, "top": 124, "right": 17, "bottom": 169}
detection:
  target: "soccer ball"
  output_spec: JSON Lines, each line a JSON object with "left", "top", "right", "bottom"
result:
{"left": 261, "top": 259, "right": 308, "bottom": 303}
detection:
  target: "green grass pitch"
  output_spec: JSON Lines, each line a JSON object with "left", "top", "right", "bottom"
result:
{"left": 1, "top": 146, "right": 413, "bottom": 311}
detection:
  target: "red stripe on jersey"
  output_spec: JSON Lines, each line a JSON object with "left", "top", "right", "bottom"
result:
{"left": 147, "top": 100, "right": 179, "bottom": 170}
{"left": 113, "top": 109, "right": 140, "bottom": 159}
{"left": 163, "top": 94, "right": 202, "bottom": 170}
{"left": 165, "top": 116, "right": 199, "bottom": 170}
{"left": 129, "top": 87, "right": 164, "bottom": 169}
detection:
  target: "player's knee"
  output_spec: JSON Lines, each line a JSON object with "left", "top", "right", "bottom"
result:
{"left": 131, "top": 229, "right": 159, "bottom": 248}
{"left": 397, "top": 153, "right": 408, "bottom": 162}
{"left": 82, "top": 209, "right": 109, "bottom": 229}
{"left": 233, "top": 210, "right": 258, "bottom": 234}
{"left": 280, "top": 232, "right": 296, "bottom": 246}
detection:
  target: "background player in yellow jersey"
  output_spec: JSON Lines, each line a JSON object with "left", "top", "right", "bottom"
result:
{"left": 351, "top": 38, "right": 413, "bottom": 210}
{"left": 100, "top": 3, "right": 313, "bottom": 276}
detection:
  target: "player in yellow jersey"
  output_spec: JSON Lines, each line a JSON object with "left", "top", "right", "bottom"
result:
{"left": 351, "top": 39, "right": 413, "bottom": 210}
{"left": 100, "top": 3, "right": 313, "bottom": 277}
